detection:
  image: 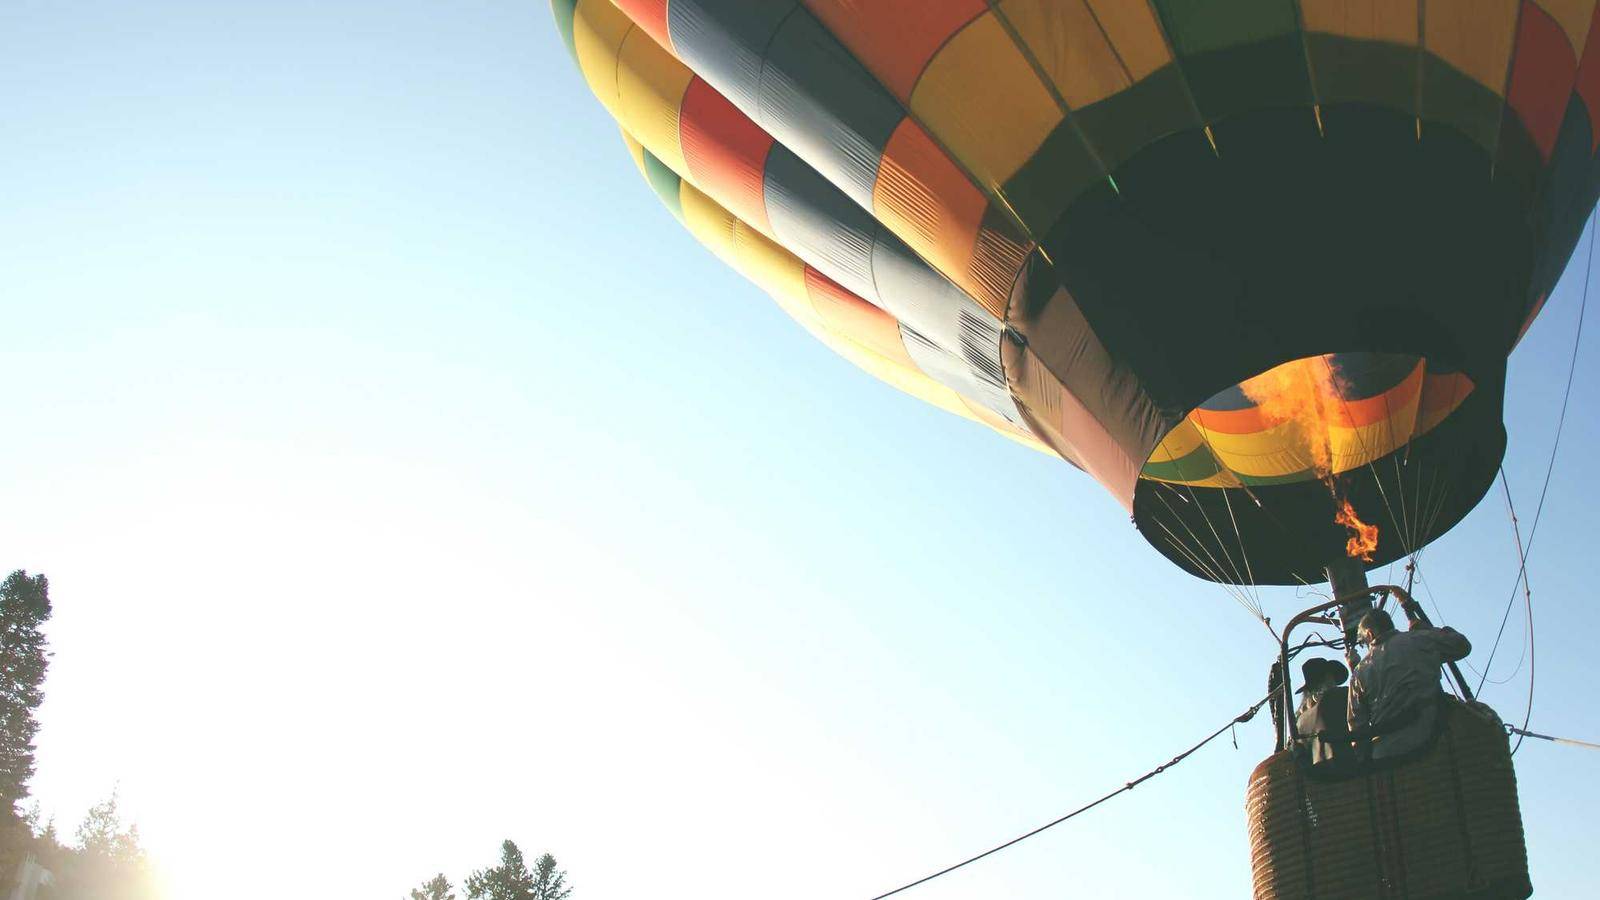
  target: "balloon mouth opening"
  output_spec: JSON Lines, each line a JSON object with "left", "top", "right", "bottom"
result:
{"left": 1139, "top": 352, "right": 1475, "bottom": 490}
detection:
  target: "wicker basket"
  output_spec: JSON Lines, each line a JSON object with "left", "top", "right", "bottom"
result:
{"left": 1246, "top": 699, "right": 1531, "bottom": 899}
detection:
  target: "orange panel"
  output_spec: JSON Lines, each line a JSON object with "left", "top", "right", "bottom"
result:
{"left": 803, "top": 0, "right": 988, "bottom": 104}
{"left": 873, "top": 119, "right": 987, "bottom": 295}
{"left": 613, "top": 0, "right": 673, "bottom": 53}
{"left": 967, "top": 219, "right": 1032, "bottom": 318}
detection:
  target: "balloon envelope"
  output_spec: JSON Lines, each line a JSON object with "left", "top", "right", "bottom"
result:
{"left": 554, "top": 0, "right": 1600, "bottom": 585}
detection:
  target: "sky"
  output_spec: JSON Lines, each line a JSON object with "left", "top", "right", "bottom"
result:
{"left": 2, "top": 2, "right": 1598, "bottom": 898}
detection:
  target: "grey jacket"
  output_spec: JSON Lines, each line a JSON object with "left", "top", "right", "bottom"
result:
{"left": 1350, "top": 625, "right": 1471, "bottom": 759}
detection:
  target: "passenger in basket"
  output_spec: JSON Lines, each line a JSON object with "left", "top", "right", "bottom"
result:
{"left": 1349, "top": 609, "right": 1472, "bottom": 759}
{"left": 1295, "top": 657, "right": 1351, "bottom": 766}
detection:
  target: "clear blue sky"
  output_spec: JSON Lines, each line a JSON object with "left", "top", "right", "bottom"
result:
{"left": 2, "top": 3, "right": 1596, "bottom": 898}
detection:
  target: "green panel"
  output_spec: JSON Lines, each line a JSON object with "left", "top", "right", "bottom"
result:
{"left": 1001, "top": 121, "right": 1106, "bottom": 234}
{"left": 1141, "top": 441, "right": 1223, "bottom": 483}
{"left": 641, "top": 148, "right": 685, "bottom": 221}
{"left": 1236, "top": 469, "right": 1317, "bottom": 487}
{"left": 1305, "top": 33, "right": 1416, "bottom": 113}
{"left": 1421, "top": 55, "right": 1506, "bottom": 155}
{"left": 1180, "top": 35, "right": 1314, "bottom": 122}
{"left": 1076, "top": 65, "right": 1202, "bottom": 171}
{"left": 551, "top": 0, "right": 579, "bottom": 60}
{"left": 1152, "top": 0, "right": 1299, "bottom": 56}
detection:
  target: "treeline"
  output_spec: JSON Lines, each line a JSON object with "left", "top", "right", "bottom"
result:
{"left": 1, "top": 571, "right": 159, "bottom": 898}
{"left": 2, "top": 569, "right": 573, "bottom": 899}
{"left": 9, "top": 792, "right": 159, "bottom": 899}
{"left": 407, "top": 840, "right": 572, "bottom": 900}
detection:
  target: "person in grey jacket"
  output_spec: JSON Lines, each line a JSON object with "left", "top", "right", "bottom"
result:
{"left": 1350, "top": 608, "right": 1472, "bottom": 759}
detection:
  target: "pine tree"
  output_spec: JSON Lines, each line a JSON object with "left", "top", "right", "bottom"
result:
{"left": 529, "top": 853, "right": 572, "bottom": 900}
{"left": 410, "top": 873, "right": 457, "bottom": 900}
{"left": 0, "top": 571, "right": 52, "bottom": 816}
{"left": 465, "top": 840, "right": 539, "bottom": 900}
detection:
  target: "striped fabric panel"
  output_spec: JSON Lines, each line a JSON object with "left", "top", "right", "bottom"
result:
{"left": 1141, "top": 355, "right": 1476, "bottom": 487}
{"left": 654, "top": 139, "right": 1046, "bottom": 451}
{"left": 667, "top": 0, "right": 1032, "bottom": 318}
{"left": 568, "top": 0, "right": 1028, "bottom": 430}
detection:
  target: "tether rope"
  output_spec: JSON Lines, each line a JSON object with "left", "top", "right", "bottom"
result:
{"left": 865, "top": 695, "right": 1271, "bottom": 900}
{"left": 1505, "top": 725, "right": 1600, "bottom": 751}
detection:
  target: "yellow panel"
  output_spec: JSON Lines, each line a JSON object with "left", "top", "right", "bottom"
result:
{"left": 1142, "top": 430, "right": 1243, "bottom": 488}
{"left": 1085, "top": 0, "right": 1172, "bottom": 80}
{"left": 621, "top": 129, "right": 648, "bottom": 179}
{"left": 1425, "top": 0, "right": 1520, "bottom": 92}
{"left": 829, "top": 336, "right": 985, "bottom": 425}
{"left": 572, "top": 0, "right": 633, "bottom": 115}
{"left": 1328, "top": 416, "right": 1417, "bottom": 473}
{"left": 1000, "top": 0, "right": 1130, "bottom": 109}
{"left": 1144, "top": 469, "right": 1244, "bottom": 489}
{"left": 910, "top": 12, "right": 1064, "bottom": 189}
{"left": 1300, "top": 0, "right": 1419, "bottom": 43}
{"left": 730, "top": 221, "right": 810, "bottom": 316}
{"left": 679, "top": 179, "right": 741, "bottom": 264}
{"left": 1152, "top": 417, "right": 1209, "bottom": 459}
{"left": 1196, "top": 421, "right": 1316, "bottom": 478}
{"left": 1537, "top": 0, "right": 1600, "bottom": 54}
{"left": 674, "top": 179, "right": 821, "bottom": 330}
{"left": 616, "top": 28, "right": 694, "bottom": 177}
{"left": 1193, "top": 399, "right": 1421, "bottom": 479}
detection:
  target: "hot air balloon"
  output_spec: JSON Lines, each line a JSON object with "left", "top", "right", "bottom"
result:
{"left": 551, "top": 2, "right": 1600, "bottom": 897}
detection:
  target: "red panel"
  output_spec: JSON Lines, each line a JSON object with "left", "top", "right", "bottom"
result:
{"left": 613, "top": 0, "right": 673, "bottom": 53}
{"left": 803, "top": 0, "right": 987, "bottom": 104}
{"left": 1515, "top": 290, "right": 1549, "bottom": 345}
{"left": 679, "top": 77, "right": 776, "bottom": 233}
{"left": 1574, "top": 5, "right": 1600, "bottom": 151}
{"left": 803, "top": 267, "right": 913, "bottom": 366}
{"left": 1419, "top": 371, "right": 1475, "bottom": 416}
{"left": 1508, "top": 5, "right": 1579, "bottom": 160}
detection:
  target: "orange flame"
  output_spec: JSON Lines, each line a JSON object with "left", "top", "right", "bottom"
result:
{"left": 1335, "top": 496, "right": 1379, "bottom": 561}
{"left": 1239, "top": 357, "right": 1342, "bottom": 479}
{"left": 1240, "top": 356, "right": 1381, "bottom": 560}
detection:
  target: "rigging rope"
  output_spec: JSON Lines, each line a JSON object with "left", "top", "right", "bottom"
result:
{"left": 865, "top": 695, "right": 1272, "bottom": 900}
{"left": 1475, "top": 210, "right": 1592, "bottom": 706}
{"left": 1505, "top": 725, "right": 1600, "bottom": 752}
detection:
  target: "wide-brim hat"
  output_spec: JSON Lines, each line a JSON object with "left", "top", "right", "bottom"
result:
{"left": 1297, "top": 657, "right": 1349, "bottom": 693}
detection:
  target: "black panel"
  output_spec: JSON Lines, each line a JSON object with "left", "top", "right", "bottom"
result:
{"left": 1012, "top": 98, "right": 1598, "bottom": 584}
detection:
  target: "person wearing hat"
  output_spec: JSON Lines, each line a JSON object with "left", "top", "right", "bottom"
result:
{"left": 1349, "top": 608, "right": 1472, "bottom": 760}
{"left": 1295, "top": 657, "right": 1352, "bottom": 766}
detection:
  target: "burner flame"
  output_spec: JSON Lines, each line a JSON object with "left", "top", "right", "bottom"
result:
{"left": 1240, "top": 356, "right": 1381, "bottom": 560}
{"left": 1335, "top": 496, "right": 1379, "bottom": 561}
